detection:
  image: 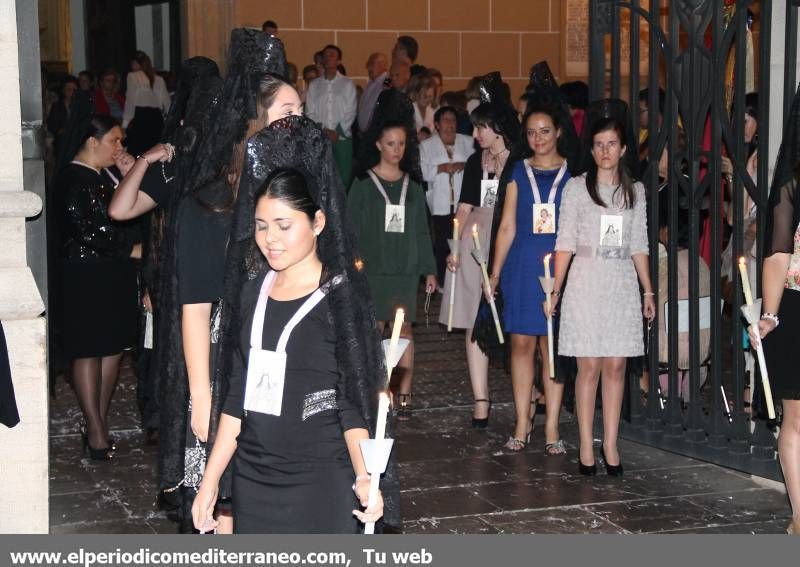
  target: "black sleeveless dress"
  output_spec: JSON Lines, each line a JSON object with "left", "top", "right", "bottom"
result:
{"left": 223, "top": 275, "right": 365, "bottom": 533}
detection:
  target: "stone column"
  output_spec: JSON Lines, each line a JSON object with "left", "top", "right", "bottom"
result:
{"left": 0, "top": 0, "right": 47, "bottom": 534}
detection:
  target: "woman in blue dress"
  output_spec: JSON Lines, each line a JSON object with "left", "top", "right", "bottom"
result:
{"left": 490, "top": 104, "right": 573, "bottom": 452}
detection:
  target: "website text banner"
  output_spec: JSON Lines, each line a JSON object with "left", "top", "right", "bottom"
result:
{"left": 0, "top": 535, "right": 794, "bottom": 567}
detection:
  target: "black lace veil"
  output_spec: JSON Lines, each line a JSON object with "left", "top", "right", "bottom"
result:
{"left": 162, "top": 57, "right": 222, "bottom": 147}
{"left": 185, "top": 29, "right": 288, "bottom": 195}
{"left": 354, "top": 88, "right": 421, "bottom": 183}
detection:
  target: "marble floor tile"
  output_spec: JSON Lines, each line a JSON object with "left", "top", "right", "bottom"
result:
{"left": 587, "top": 497, "right": 732, "bottom": 533}
{"left": 398, "top": 456, "right": 520, "bottom": 490}
{"left": 400, "top": 486, "right": 500, "bottom": 521}
{"left": 684, "top": 489, "right": 792, "bottom": 524}
{"left": 50, "top": 490, "right": 129, "bottom": 526}
{"left": 404, "top": 516, "right": 500, "bottom": 534}
{"left": 474, "top": 478, "right": 637, "bottom": 512}
{"left": 51, "top": 519, "right": 159, "bottom": 534}
{"left": 484, "top": 508, "right": 629, "bottom": 534}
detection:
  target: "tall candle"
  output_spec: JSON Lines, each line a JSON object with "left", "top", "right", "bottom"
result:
{"left": 738, "top": 257, "right": 776, "bottom": 419}
{"left": 739, "top": 257, "right": 753, "bottom": 306}
{"left": 365, "top": 391, "right": 391, "bottom": 535}
{"left": 453, "top": 217, "right": 459, "bottom": 242}
{"left": 543, "top": 253, "right": 554, "bottom": 379}
{"left": 544, "top": 253, "right": 552, "bottom": 281}
{"left": 366, "top": 310, "right": 404, "bottom": 535}
{"left": 471, "top": 223, "right": 480, "bottom": 251}
{"left": 386, "top": 308, "right": 405, "bottom": 383}
{"left": 472, "top": 223, "right": 504, "bottom": 344}
{"left": 374, "top": 392, "right": 390, "bottom": 442}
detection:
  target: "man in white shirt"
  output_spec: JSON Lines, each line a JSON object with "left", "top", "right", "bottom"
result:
{"left": 305, "top": 44, "right": 357, "bottom": 186}
{"left": 420, "top": 106, "right": 475, "bottom": 285}
{"left": 357, "top": 52, "right": 388, "bottom": 134}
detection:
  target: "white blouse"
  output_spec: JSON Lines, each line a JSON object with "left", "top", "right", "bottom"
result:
{"left": 123, "top": 70, "right": 171, "bottom": 128}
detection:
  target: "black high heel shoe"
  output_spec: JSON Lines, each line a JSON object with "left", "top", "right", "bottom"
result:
{"left": 578, "top": 460, "right": 597, "bottom": 476}
{"left": 80, "top": 420, "right": 116, "bottom": 451}
{"left": 81, "top": 430, "right": 114, "bottom": 461}
{"left": 396, "top": 394, "right": 413, "bottom": 421}
{"left": 601, "top": 445, "right": 623, "bottom": 477}
{"left": 471, "top": 399, "right": 492, "bottom": 429}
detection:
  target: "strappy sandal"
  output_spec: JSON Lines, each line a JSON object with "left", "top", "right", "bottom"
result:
{"left": 396, "top": 394, "right": 412, "bottom": 421}
{"left": 504, "top": 436, "right": 527, "bottom": 452}
{"left": 504, "top": 427, "right": 531, "bottom": 452}
{"left": 544, "top": 440, "right": 566, "bottom": 456}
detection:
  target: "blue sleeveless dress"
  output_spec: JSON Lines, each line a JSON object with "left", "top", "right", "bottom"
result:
{"left": 500, "top": 160, "right": 570, "bottom": 336}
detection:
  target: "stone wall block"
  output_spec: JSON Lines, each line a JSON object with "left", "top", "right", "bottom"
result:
{"left": 367, "top": 0, "right": 427, "bottom": 31}
{"left": 304, "top": 0, "right": 365, "bottom": 30}
{"left": 430, "top": 0, "right": 490, "bottom": 31}
{"left": 492, "top": 0, "right": 550, "bottom": 32}
{"left": 234, "top": 0, "right": 302, "bottom": 29}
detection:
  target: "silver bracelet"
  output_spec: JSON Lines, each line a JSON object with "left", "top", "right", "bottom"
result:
{"left": 137, "top": 154, "right": 151, "bottom": 165}
{"left": 761, "top": 313, "right": 780, "bottom": 327}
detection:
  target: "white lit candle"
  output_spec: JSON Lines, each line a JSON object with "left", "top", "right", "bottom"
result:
{"left": 366, "top": 308, "right": 404, "bottom": 535}
{"left": 738, "top": 257, "right": 776, "bottom": 419}
{"left": 447, "top": 219, "right": 459, "bottom": 332}
{"left": 543, "top": 253, "right": 554, "bottom": 379}
{"left": 472, "top": 224, "right": 504, "bottom": 344}
{"left": 739, "top": 257, "right": 753, "bottom": 306}
{"left": 386, "top": 308, "right": 404, "bottom": 383}
{"left": 544, "top": 253, "right": 552, "bottom": 281}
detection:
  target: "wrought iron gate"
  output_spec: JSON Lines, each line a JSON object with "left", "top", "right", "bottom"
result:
{"left": 589, "top": 0, "right": 800, "bottom": 480}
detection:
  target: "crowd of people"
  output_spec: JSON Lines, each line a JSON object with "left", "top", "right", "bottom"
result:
{"left": 45, "top": 18, "right": 799, "bottom": 536}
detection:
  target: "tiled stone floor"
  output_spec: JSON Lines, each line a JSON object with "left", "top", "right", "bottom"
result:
{"left": 49, "top": 294, "right": 793, "bottom": 534}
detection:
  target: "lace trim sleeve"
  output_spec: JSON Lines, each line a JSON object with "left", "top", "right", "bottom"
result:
{"left": 764, "top": 178, "right": 799, "bottom": 257}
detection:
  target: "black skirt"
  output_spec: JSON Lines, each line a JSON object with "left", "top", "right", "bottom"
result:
{"left": 763, "top": 287, "right": 800, "bottom": 400}
{"left": 232, "top": 452, "right": 358, "bottom": 534}
{"left": 61, "top": 259, "right": 138, "bottom": 358}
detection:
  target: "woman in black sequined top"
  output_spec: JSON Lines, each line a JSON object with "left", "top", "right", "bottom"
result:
{"left": 56, "top": 114, "right": 141, "bottom": 460}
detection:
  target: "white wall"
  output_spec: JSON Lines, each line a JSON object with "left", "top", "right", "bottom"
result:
{"left": 135, "top": 2, "right": 172, "bottom": 71}
{"left": 69, "top": 0, "right": 86, "bottom": 73}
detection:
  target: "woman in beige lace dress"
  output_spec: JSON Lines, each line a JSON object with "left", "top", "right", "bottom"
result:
{"left": 549, "top": 112, "right": 655, "bottom": 477}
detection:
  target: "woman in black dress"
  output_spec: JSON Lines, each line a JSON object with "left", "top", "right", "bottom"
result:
{"left": 192, "top": 167, "right": 384, "bottom": 533}
{"left": 108, "top": 57, "right": 223, "bottom": 442}
{"left": 57, "top": 114, "right": 140, "bottom": 460}
{"left": 749, "top": 89, "right": 800, "bottom": 534}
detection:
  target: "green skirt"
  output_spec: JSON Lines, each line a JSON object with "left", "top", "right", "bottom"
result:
{"left": 365, "top": 273, "right": 421, "bottom": 323}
